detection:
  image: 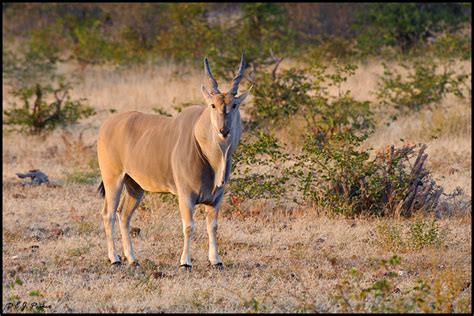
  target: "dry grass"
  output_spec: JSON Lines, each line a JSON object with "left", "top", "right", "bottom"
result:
{"left": 2, "top": 59, "right": 471, "bottom": 313}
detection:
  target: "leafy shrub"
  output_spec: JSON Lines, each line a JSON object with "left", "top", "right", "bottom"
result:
{"left": 3, "top": 78, "right": 95, "bottom": 134}
{"left": 353, "top": 3, "right": 471, "bottom": 55}
{"left": 214, "top": 3, "right": 296, "bottom": 76}
{"left": 229, "top": 131, "right": 290, "bottom": 201}
{"left": 429, "top": 32, "right": 472, "bottom": 61}
{"left": 3, "top": 49, "right": 57, "bottom": 88}
{"left": 376, "top": 58, "right": 468, "bottom": 113}
{"left": 374, "top": 219, "right": 447, "bottom": 252}
{"left": 298, "top": 134, "right": 443, "bottom": 217}
{"left": 3, "top": 26, "right": 63, "bottom": 89}
{"left": 251, "top": 68, "right": 311, "bottom": 127}
{"left": 408, "top": 219, "right": 446, "bottom": 250}
{"left": 65, "top": 17, "right": 121, "bottom": 64}
{"left": 26, "top": 22, "right": 65, "bottom": 64}
{"left": 155, "top": 3, "right": 219, "bottom": 64}
{"left": 251, "top": 61, "right": 373, "bottom": 147}
{"left": 302, "top": 36, "right": 356, "bottom": 63}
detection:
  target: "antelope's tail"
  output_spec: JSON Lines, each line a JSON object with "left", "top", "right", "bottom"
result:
{"left": 98, "top": 181, "right": 105, "bottom": 198}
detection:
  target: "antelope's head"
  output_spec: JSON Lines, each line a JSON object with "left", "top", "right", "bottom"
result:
{"left": 201, "top": 54, "right": 252, "bottom": 139}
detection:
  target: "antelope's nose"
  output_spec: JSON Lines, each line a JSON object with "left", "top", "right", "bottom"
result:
{"left": 220, "top": 127, "right": 230, "bottom": 137}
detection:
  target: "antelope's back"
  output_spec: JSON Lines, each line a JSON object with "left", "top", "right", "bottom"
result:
{"left": 97, "top": 108, "right": 205, "bottom": 193}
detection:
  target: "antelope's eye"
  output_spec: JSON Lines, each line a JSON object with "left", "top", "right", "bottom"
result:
{"left": 211, "top": 104, "right": 215, "bottom": 109}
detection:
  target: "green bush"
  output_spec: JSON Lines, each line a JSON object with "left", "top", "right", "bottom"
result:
{"left": 297, "top": 134, "right": 443, "bottom": 217}
{"left": 429, "top": 32, "right": 472, "bottom": 61}
{"left": 376, "top": 58, "right": 468, "bottom": 113}
{"left": 155, "top": 4, "right": 219, "bottom": 64}
{"left": 66, "top": 17, "right": 121, "bottom": 64}
{"left": 229, "top": 131, "right": 290, "bottom": 201}
{"left": 3, "top": 49, "right": 57, "bottom": 88}
{"left": 251, "top": 68, "right": 311, "bottom": 127}
{"left": 3, "top": 78, "right": 95, "bottom": 134}
{"left": 233, "top": 58, "right": 448, "bottom": 218}
{"left": 302, "top": 36, "right": 356, "bottom": 63}
{"left": 26, "top": 22, "right": 65, "bottom": 64}
{"left": 3, "top": 4, "right": 471, "bottom": 67}
{"left": 374, "top": 219, "right": 447, "bottom": 252}
{"left": 353, "top": 3, "right": 470, "bottom": 55}
{"left": 251, "top": 61, "right": 373, "bottom": 147}
{"left": 408, "top": 219, "right": 446, "bottom": 250}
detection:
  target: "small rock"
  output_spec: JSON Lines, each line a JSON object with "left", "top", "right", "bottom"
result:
{"left": 29, "top": 224, "right": 48, "bottom": 241}
{"left": 12, "top": 193, "right": 26, "bottom": 199}
{"left": 243, "top": 272, "right": 251, "bottom": 278}
{"left": 63, "top": 227, "right": 71, "bottom": 236}
{"left": 16, "top": 169, "right": 49, "bottom": 185}
{"left": 11, "top": 255, "right": 19, "bottom": 260}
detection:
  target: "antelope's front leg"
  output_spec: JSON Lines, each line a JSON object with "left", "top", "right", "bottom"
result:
{"left": 205, "top": 205, "right": 223, "bottom": 268}
{"left": 178, "top": 196, "right": 195, "bottom": 271}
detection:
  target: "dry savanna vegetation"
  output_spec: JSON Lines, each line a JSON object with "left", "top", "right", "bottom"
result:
{"left": 2, "top": 3, "right": 472, "bottom": 313}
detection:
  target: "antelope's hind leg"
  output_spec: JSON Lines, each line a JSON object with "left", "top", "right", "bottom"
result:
{"left": 117, "top": 174, "right": 144, "bottom": 266}
{"left": 101, "top": 175, "right": 125, "bottom": 265}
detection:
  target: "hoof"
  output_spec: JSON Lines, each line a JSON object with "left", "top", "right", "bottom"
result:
{"left": 179, "top": 264, "right": 192, "bottom": 272}
{"left": 213, "top": 262, "right": 224, "bottom": 270}
{"left": 110, "top": 255, "right": 122, "bottom": 266}
{"left": 130, "top": 261, "right": 141, "bottom": 268}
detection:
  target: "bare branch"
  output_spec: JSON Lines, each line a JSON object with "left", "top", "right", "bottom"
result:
{"left": 269, "top": 48, "right": 284, "bottom": 81}
{"left": 246, "top": 62, "right": 256, "bottom": 84}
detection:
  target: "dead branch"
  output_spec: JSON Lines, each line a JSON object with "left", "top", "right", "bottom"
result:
{"left": 269, "top": 48, "right": 284, "bottom": 81}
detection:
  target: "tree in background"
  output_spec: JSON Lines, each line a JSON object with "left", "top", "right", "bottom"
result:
{"left": 353, "top": 3, "right": 471, "bottom": 54}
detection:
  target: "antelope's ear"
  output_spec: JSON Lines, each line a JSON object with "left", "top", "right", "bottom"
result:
{"left": 235, "top": 85, "right": 253, "bottom": 105}
{"left": 201, "top": 85, "right": 213, "bottom": 105}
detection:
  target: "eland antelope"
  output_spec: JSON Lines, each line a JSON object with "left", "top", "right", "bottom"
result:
{"left": 97, "top": 54, "right": 252, "bottom": 270}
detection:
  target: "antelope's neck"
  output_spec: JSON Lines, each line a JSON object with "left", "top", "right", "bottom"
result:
{"left": 194, "top": 107, "right": 231, "bottom": 189}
